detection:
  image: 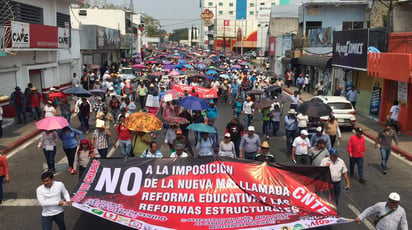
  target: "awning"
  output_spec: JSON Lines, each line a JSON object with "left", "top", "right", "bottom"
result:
{"left": 296, "top": 55, "right": 332, "bottom": 68}
{"left": 233, "top": 41, "right": 257, "bottom": 48}
{"left": 281, "top": 57, "right": 293, "bottom": 65}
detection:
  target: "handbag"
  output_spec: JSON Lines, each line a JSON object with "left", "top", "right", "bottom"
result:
{"left": 373, "top": 209, "right": 395, "bottom": 226}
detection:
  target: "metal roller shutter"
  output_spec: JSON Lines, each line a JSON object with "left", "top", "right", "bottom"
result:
{"left": 0, "top": 72, "right": 16, "bottom": 96}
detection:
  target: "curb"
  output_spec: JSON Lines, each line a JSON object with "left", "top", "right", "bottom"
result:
{"left": 2, "top": 129, "right": 41, "bottom": 154}
{"left": 281, "top": 87, "right": 412, "bottom": 161}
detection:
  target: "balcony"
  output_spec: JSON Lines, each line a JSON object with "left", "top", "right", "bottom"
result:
{"left": 368, "top": 52, "right": 412, "bottom": 83}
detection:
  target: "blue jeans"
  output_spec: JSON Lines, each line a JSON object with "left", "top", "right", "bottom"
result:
{"left": 262, "top": 120, "right": 270, "bottom": 136}
{"left": 380, "top": 147, "right": 391, "bottom": 171}
{"left": 119, "top": 140, "right": 132, "bottom": 158}
{"left": 43, "top": 147, "right": 57, "bottom": 171}
{"left": 32, "top": 106, "right": 42, "bottom": 120}
{"left": 0, "top": 176, "right": 3, "bottom": 201}
{"left": 16, "top": 105, "right": 26, "bottom": 123}
{"left": 349, "top": 157, "right": 364, "bottom": 179}
{"left": 42, "top": 212, "right": 66, "bottom": 230}
{"left": 332, "top": 181, "right": 341, "bottom": 206}
{"left": 79, "top": 115, "right": 89, "bottom": 131}
{"left": 98, "top": 148, "right": 108, "bottom": 159}
{"left": 285, "top": 129, "right": 297, "bottom": 154}
{"left": 244, "top": 114, "right": 252, "bottom": 127}
{"left": 232, "top": 92, "right": 238, "bottom": 102}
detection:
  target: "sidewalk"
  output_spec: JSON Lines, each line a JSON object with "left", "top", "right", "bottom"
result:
{"left": 282, "top": 86, "right": 412, "bottom": 161}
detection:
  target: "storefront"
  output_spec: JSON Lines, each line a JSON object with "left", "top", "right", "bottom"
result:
{"left": 294, "top": 55, "right": 332, "bottom": 94}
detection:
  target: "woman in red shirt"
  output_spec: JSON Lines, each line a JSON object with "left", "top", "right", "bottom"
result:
{"left": 114, "top": 115, "right": 132, "bottom": 158}
{"left": 0, "top": 152, "right": 10, "bottom": 204}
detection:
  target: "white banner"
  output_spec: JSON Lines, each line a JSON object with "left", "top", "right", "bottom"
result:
{"left": 146, "top": 94, "right": 160, "bottom": 108}
{"left": 11, "top": 21, "right": 30, "bottom": 48}
{"left": 58, "top": 27, "right": 70, "bottom": 49}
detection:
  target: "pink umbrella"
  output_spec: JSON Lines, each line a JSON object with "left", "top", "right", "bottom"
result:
{"left": 36, "top": 116, "right": 69, "bottom": 131}
{"left": 169, "top": 70, "right": 182, "bottom": 76}
{"left": 133, "top": 64, "right": 145, "bottom": 69}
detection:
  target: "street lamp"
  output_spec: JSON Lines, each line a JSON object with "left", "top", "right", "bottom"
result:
{"left": 258, "top": 23, "right": 268, "bottom": 57}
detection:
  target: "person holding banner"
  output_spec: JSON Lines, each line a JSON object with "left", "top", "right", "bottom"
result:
{"left": 73, "top": 139, "right": 99, "bottom": 177}
{"left": 292, "top": 129, "right": 311, "bottom": 165}
{"left": 141, "top": 142, "right": 163, "bottom": 158}
{"left": 255, "top": 141, "right": 275, "bottom": 163}
{"left": 239, "top": 126, "right": 261, "bottom": 160}
{"left": 170, "top": 144, "right": 189, "bottom": 158}
{"left": 196, "top": 132, "right": 214, "bottom": 157}
{"left": 320, "top": 148, "right": 350, "bottom": 206}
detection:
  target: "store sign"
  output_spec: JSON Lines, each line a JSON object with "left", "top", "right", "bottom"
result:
{"left": 72, "top": 157, "right": 353, "bottom": 230}
{"left": 7, "top": 21, "right": 70, "bottom": 49}
{"left": 332, "top": 29, "right": 368, "bottom": 70}
{"left": 370, "top": 86, "right": 381, "bottom": 116}
{"left": 201, "top": 9, "right": 214, "bottom": 27}
{"left": 10, "top": 21, "right": 30, "bottom": 48}
{"left": 269, "top": 37, "right": 276, "bottom": 55}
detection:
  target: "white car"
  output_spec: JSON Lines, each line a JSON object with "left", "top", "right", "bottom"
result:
{"left": 118, "top": 67, "right": 136, "bottom": 80}
{"left": 311, "top": 96, "right": 356, "bottom": 127}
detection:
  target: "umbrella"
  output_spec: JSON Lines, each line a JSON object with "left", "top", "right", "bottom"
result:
{"left": 240, "top": 61, "right": 250, "bottom": 66}
{"left": 196, "top": 63, "right": 207, "bottom": 70}
{"left": 231, "top": 65, "right": 241, "bottom": 70}
{"left": 206, "top": 70, "right": 217, "bottom": 75}
{"left": 63, "top": 87, "right": 92, "bottom": 97}
{"left": 187, "top": 123, "right": 217, "bottom": 133}
{"left": 246, "top": 90, "right": 264, "bottom": 95}
{"left": 179, "top": 96, "right": 209, "bottom": 110}
{"left": 89, "top": 89, "right": 105, "bottom": 94}
{"left": 124, "top": 112, "right": 163, "bottom": 132}
{"left": 174, "top": 64, "right": 184, "bottom": 69}
{"left": 264, "top": 85, "right": 281, "bottom": 92}
{"left": 163, "top": 64, "right": 175, "bottom": 70}
{"left": 36, "top": 116, "right": 69, "bottom": 131}
{"left": 252, "top": 98, "right": 274, "bottom": 109}
{"left": 48, "top": 92, "right": 70, "bottom": 99}
{"left": 169, "top": 70, "right": 182, "bottom": 76}
{"left": 184, "top": 64, "right": 194, "bottom": 69}
{"left": 136, "top": 76, "right": 149, "bottom": 81}
{"left": 219, "top": 74, "right": 230, "bottom": 79}
{"left": 165, "top": 117, "right": 189, "bottom": 125}
{"left": 147, "top": 75, "right": 160, "bottom": 80}
{"left": 298, "top": 101, "right": 332, "bottom": 117}
{"left": 185, "top": 70, "right": 198, "bottom": 76}
{"left": 133, "top": 64, "right": 145, "bottom": 69}
{"left": 178, "top": 59, "right": 187, "bottom": 64}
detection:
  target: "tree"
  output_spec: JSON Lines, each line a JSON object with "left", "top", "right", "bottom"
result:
{"left": 143, "top": 16, "right": 161, "bottom": 37}
{"left": 169, "top": 28, "right": 188, "bottom": 42}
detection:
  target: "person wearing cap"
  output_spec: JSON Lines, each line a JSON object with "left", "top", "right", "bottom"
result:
{"left": 303, "top": 74, "right": 310, "bottom": 92}
{"left": 289, "top": 90, "right": 300, "bottom": 110}
{"left": 375, "top": 123, "right": 398, "bottom": 174}
{"left": 206, "top": 100, "right": 218, "bottom": 122}
{"left": 320, "top": 148, "right": 350, "bottom": 206}
{"left": 141, "top": 141, "right": 163, "bottom": 158}
{"left": 96, "top": 106, "right": 114, "bottom": 129}
{"left": 225, "top": 117, "right": 245, "bottom": 157}
{"left": 325, "top": 115, "right": 341, "bottom": 147}
{"left": 28, "top": 86, "right": 43, "bottom": 121}
{"left": 218, "top": 133, "right": 236, "bottom": 158}
{"left": 310, "top": 126, "right": 332, "bottom": 151}
{"left": 347, "top": 127, "right": 367, "bottom": 184}
{"left": 90, "top": 121, "right": 112, "bottom": 159}
{"left": 284, "top": 109, "right": 298, "bottom": 155}
{"left": 43, "top": 100, "right": 56, "bottom": 118}
{"left": 73, "top": 139, "right": 100, "bottom": 177}
{"left": 239, "top": 126, "right": 261, "bottom": 160}
{"left": 308, "top": 139, "right": 329, "bottom": 166}
{"left": 292, "top": 129, "right": 311, "bottom": 165}
{"left": 170, "top": 144, "right": 189, "bottom": 158}
{"left": 173, "top": 129, "right": 193, "bottom": 156}
{"left": 9, "top": 86, "right": 26, "bottom": 124}
{"left": 242, "top": 96, "right": 254, "bottom": 127}
{"left": 255, "top": 141, "right": 275, "bottom": 163}
{"left": 355, "top": 192, "right": 407, "bottom": 229}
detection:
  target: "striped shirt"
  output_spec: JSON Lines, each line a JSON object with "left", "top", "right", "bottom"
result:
{"left": 92, "top": 130, "right": 109, "bottom": 150}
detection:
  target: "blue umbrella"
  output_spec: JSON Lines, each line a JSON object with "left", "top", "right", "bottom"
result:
{"left": 89, "top": 89, "right": 105, "bottom": 94}
{"left": 187, "top": 123, "right": 217, "bottom": 133}
{"left": 163, "top": 65, "right": 175, "bottom": 70}
{"left": 178, "top": 59, "right": 187, "bottom": 64}
{"left": 179, "top": 96, "right": 209, "bottom": 110}
{"left": 206, "top": 75, "right": 218, "bottom": 80}
{"left": 63, "top": 87, "right": 92, "bottom": 97}
{"left": 184, "top": 64, "right": 194, "bottom": 69}
{"left": 196, "top": 63, "right": 207, "bottom": 70}
{"left": 206, "top": 69, "right": 218, "bottom": 75}
{"left": 240, "top": 62, "right": 250, "bottom": 66}
{"left": 174, "top": 64, "right": 184, "bottom": 69}
{"left": 219, "top": 74, "right": 230, "bottom": 79}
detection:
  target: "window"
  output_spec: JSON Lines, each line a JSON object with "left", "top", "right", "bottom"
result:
{"left": 208, "top": 2, "right": 213, "bottom": 6}
{"left": 342, "top": 21, "right": 364, "bottom": 31}
{"left": 249, "top": 11, "right": 254, "bottom": 15}
{"left": 260, "top": 2, "right": 265, "bottom": 5}
{"left": 250, "top": 3, "right": 254, "bottom": 7}
{"left": 219, "top": 11, "right": 223, "bottom": 15}
{"left": 56, "top": 13, "right": 70, "bottom": 28}
{"left": 305, "top": 21, "right": 322, "bottom": 35}
{"left": 229, "top": 3, "right": 234, "bottom": 7}
{"left": 8, "top": 1, "right": 43, "bottom": 24}
{"left": 219, "top": 2, "right": 223, "bottom": 6}
{"left": 79, "top": 10, "right": 87, "bottom": 16}
{"left": 229, "top": 11, "right": 234, "bottom": 15}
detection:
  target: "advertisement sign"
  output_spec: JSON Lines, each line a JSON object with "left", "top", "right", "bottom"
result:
{"left": 201, "top": 9, "right": 214, "bottom": 27}
{"left": 269, "top": 36, "right": 276, "bottom": 55}
{"left": 332, "top": 29, "right": 368, "bottom": 70}
{"left": 224, "top": 20, "right": 230, "bottom": 27}
{"left": 30, "top": 23, "right": 58, "bottom": 48}
{"left": 369, "top": 86, "right": 381, "bottom": 116}
{"left": 72, "top": 158, "right": 352, "bottom": 230}
{"left": 58, "top": 28, "right": 70, "bottom": 49}
{"left": 308, "top": 27, "right": 332, "bottom": 47}
{"left": 257, "top": 6, "right": 271, "bottom": 22}
{"left": 173, "top": 84, "right": 218, "bottom": 98}
{"left": 10, "top": 21, "right": 30, "bottom": 48}
{"left": 398, "top": 82, "right": 408, "bottom": 105}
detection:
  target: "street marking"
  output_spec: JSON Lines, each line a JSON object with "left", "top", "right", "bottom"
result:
{"left": 2, "top": 199, "right": 40, "bottom": 206}
{"left": 6, "top": 134, "right": 41, "bottom": 159}
{"left": 347, "top": 204, "right": 374, "bottom": 230}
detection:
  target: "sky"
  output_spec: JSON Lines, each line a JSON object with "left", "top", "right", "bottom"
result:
{"left": 109, "top": 0, "right": 202, "bottom": 32}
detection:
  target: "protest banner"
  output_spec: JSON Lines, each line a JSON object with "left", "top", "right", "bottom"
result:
{"left": 173, "top": 84, "right": 218, "bottom": 99}
{"left": 72, "top": 157, "right": 352, "bottom": 229}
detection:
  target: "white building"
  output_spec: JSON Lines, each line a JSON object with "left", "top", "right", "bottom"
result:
{"left": 0, "top": 0, "right": 80, "bottom": 118}
{"left": 200, "top": 0, "right": 278, "bottom": 52}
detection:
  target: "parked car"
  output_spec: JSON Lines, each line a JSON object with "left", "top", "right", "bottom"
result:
{"left": 244, "top": 50, "right": 257, "bottom": 59}
{"left": 311, "top": 96, "right": 356, "bottom": 128}
{"left": 118, "top": 67, "right": 136, "bottom": 80}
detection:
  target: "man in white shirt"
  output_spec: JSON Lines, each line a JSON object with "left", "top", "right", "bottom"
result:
{"left": 320, "top": 148, "right": 350, "bottom": 206}
{"left": 36, "top": 171, "right": 71, "bottom": 230}
{"left": 242, "top": 96, "right": 254, "bottom": 127}
{"left": 292, "top": 129, "right": 311, "bottom": 165}
{"left": 389, "top": 100, "right": 401, "bottom": 135}
{"left": 170, "top": 144, "right": 189, "bottom": 158}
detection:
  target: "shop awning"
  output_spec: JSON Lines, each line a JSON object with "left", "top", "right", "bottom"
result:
{"left": 233, "top": 41, "right": 257, "bottom": 48}
{"left": 296, "top": 55, "right": 332, "bottom": 68}
{"left": 280, "top": 56, "right": 294, "bottom": 65}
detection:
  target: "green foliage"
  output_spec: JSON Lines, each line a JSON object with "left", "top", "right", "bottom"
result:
{"left": 169, "top": 28, "right": 188, "bottom": 42}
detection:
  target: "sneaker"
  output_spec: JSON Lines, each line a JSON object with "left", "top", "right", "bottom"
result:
{"left": 67, "top": 167, "right": 73, "bottom": 172}
{"left": 383, "top": 170, "right": 387, "bottom": 175}
{"left": 359, "top": 178, "right": 367, "bottom": 184}
{"left": 71, "top": 169, "right": 76, "bottom": 174}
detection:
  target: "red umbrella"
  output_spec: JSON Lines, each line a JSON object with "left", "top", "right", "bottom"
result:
{"left": 49, "top": 92, "right": 70, "bottom": 99}
{"left": 133, "top": 64, "right": 145, "bottom": 69}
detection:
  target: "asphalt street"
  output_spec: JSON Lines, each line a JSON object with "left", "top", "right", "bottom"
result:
{"left": 0, "top": 99, "right": 411, "bottom": 230}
